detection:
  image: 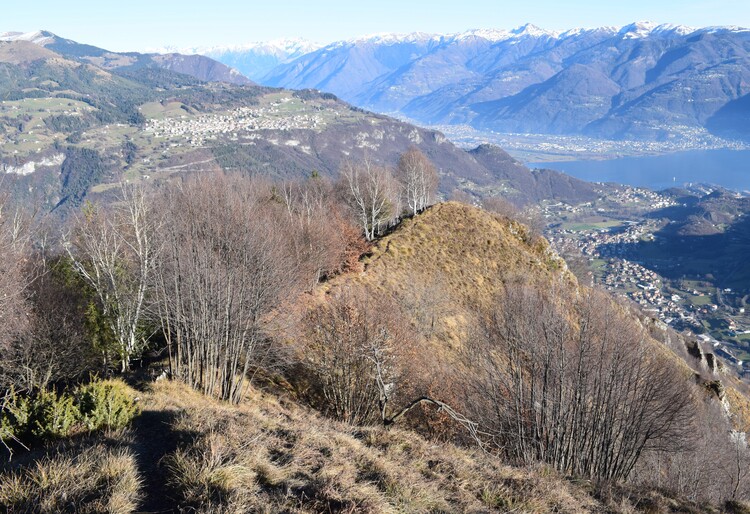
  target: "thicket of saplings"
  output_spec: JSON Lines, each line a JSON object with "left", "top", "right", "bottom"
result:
{"left": 0, "top": 149, "right": 747, "bottom": 505}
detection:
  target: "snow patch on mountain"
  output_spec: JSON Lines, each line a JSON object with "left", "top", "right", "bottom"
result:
{"left": 0, "top": 30, "right": 56, "bottom": 46}
{"left": 618, "top": 22, "right": 695, "bottom": 39}
{"left": 154, "top": 38, "right": 322, "bottom": 61}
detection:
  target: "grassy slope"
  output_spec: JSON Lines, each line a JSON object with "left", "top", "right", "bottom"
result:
{"left": 0, "top": 378, "right": 731, "bottom": 513}
{"left": 314, "top": 201, "right": 569, "bottom": 351}
{"left": 313, "top": 202, "right": 750, "bottom": 450}
{"left": 149, "top": 380, "right": 607, "bottom": 513}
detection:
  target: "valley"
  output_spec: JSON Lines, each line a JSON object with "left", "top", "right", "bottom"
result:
{"left": 430, "top": 124, "right": 750, "bottom": 162}
{"left": 541, "top": 184, "right": 750, "bottom": 372}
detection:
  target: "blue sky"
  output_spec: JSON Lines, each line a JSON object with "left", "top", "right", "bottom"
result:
{"left": 3, "top": 0, "right": 750, "bottom": 51}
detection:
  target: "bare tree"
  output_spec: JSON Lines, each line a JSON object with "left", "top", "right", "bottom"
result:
{"left": 279, "top": 176, "right": 367, "bottom": 289}
{"left": 154, "top": 174, "right": 299, "bottom": 404}
{"left": 396, "top": 148, "right": 439, "bottom": 215}
{"left": 0, "top": 199, "right": 33, "bottom": 390}
{"left": 2, "top": 257, "right": 100, "bottom": 393}
{"left": 339, "top": 158, "right": 399, "bottom": 241}
{"left": 462, "top": 281, "right": 694, "bottom": 482}
{"left": 481, "top": 196, "right": 518, "bottom": 218}
{"left": 63, "top": 183, "right": 157, "bottom": 372}
{"left": 634, "top": 399, "right": 750, "bottom": 504}
{"left": 295, "top": 286, "right": 483, "bottom": 445}
{"left": 296, "top": 287, "right": 401, "bottom": 425}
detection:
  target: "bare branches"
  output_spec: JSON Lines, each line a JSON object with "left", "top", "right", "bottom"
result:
{"left": 462, "top": 282, "right": 694, "bottom": 482}
{"left": 63, "top": 183, "right": 158, "bottom": 372}
{"left": 339, "top": 158, "right": 400, "bottom": 241}
{"left": 154, "top": 174, "right": 300, "bottom": 404}
{"left": 296, "top": 287, "right": 391, "bottom": 424}
{"left": 396, "top": 148, "right": 439, "bottom": 215}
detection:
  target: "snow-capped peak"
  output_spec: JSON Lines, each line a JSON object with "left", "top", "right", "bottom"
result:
{"left": 150, "top": 38, "right": 322, "bottom": 60}
{"left": 451, "top": 28, "right": 512, "bottom": 42}
{"left": 618, "top": 21, "right": 695, "bottom": 39}
{"left": 342, "top": 32, "right": 435, "bottom": 46}
{"left": 334, "top": 25, "right": 560, "bottom": 48}
{"left": 701, "top": 25, "right": 750, "bottom": 34}
{"left": 510, "top": 23, "right": 559, "bottom": 38}
{"left": 0, "top": 30, "right": 56, "bottom": 46}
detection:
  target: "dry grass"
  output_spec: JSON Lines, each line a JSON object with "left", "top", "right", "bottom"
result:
{"left": 0, "top": 379, "right": 723, "bottom": 513}
{"left": 356, "top": 202, "right": 566, "bottom": 305}
{"left": 0, "top": 442, "right": 142, "bottom": 513}
{"left": 307, "top": 201, "right": 572, "bottom": 355}
{"left": 150, "top": 380, "right": 603, "bottom": 513}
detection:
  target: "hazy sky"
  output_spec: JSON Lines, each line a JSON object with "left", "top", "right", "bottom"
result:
{"left": 4, "top": 0, "right": 750, "bottom": 51}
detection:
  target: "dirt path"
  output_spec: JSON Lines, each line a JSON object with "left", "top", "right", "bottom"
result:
{"left": 130, "top": 404, "right": 183, "bottom": 513}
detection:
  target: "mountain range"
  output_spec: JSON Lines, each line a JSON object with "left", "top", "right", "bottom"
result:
{"left": 156, "top": 39, "right": 323, "bottom": 81}
{"left": 201, "top": 22, "right": 750, "bottom": 142}
{"left": 0, "top": 31, "right": 595, "bottom": 213}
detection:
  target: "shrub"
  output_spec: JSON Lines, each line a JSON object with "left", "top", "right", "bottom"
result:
{"left": 0, "top": 390, "right": 30, "bottom": 447}
{"left": 76, "top": 379, "right": 139, "bottom": 431}
{"left": 1, "top": 379, "right": 139, "bottom": 458}
{"left": 29, "top": 389, "right": 80, "bottom": 439}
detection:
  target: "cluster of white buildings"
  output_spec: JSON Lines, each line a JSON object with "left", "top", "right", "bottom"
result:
{"left": 143, "top": 104, "right": 324, "bottom": 146}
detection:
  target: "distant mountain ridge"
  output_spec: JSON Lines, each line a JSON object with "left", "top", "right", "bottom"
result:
{"left": 0, "top": 30, "right": 253, "bottom": 86}
{"left": 155, "top": 39, "right": 322, "bottom": 81}
{"left": 210, "top": 22, "right": 750, "bottom": 142}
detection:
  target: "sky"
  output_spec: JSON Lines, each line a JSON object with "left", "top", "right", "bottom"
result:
{"left": 3, "top": 0, "right": 750, "bottom": 51}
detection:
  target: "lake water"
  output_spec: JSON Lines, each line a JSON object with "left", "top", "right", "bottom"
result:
{"left": 532, "top": 149, "right": 750, "bottom": 193}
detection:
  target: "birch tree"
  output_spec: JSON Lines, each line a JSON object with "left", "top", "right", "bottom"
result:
{"left": 396, "top": 148, "right": 439, "bottom": 215}
{"left": 64, "top": 183, "right": 157, "bottom": 372}
{"left": 339, "top": 159, "right": 399, "bottom": 241}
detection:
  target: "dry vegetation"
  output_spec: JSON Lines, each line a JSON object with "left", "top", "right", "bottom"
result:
{"left": 0, "top": 378, "right": 739, "bottom": 513}
{"left": 4, "top": 155, "right": 750, "bottom": 512}
{"left": 0, "top": 440, "right": 142, "bottom": 513}
{"left": 316, "top": 201, "right": 568, "bottom": 351}
{"left": 123, "top": 380, "right": 719, "bottom": 513}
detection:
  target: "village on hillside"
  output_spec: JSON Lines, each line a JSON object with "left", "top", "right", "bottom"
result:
{"left": 544, "top": 187, "right": 750, "bottom": 374}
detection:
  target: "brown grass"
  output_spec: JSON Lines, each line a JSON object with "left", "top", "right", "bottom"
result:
{"left": 356, "top": 202, "right": 566, "bottom": 305}
{"left": 0, "top": 442, "right": 142, "bottom": 513}
{"left": 304, "top": 201, "right": 572, "bottom": 356}
{"left": 150, "top": 380, "right": 603, "bottom": 513}
{"left": 0, "top": 379, "right": 723, "bottom": 514}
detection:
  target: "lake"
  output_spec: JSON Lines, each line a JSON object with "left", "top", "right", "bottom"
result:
{"left": 532, "top": 149, "right": 750, "bottom": 193}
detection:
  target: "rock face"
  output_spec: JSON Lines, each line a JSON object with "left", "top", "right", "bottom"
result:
{"left": 257, "top": 24, "right": 750, "bottom": 141}
{"left": 686, "top": 339, "right": 722, "bottom": 375}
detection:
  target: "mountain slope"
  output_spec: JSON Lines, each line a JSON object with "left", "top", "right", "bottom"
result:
{"left": 256, "top": 23, "right": 750, "bottom": 141}
{"left": 0, "top": 30, "right": 253, "bottom": 86}
{"left": 0, "top": 41, "right": 597, "bottom": 213}
{"left": 292, "top": 202, "right": 750, "bottom": 498}
{"left": 5, "top": 376, "right": 721, "bottom": 513}
{"left": 468, "top": 144, "right": 599, "bottom": 204}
